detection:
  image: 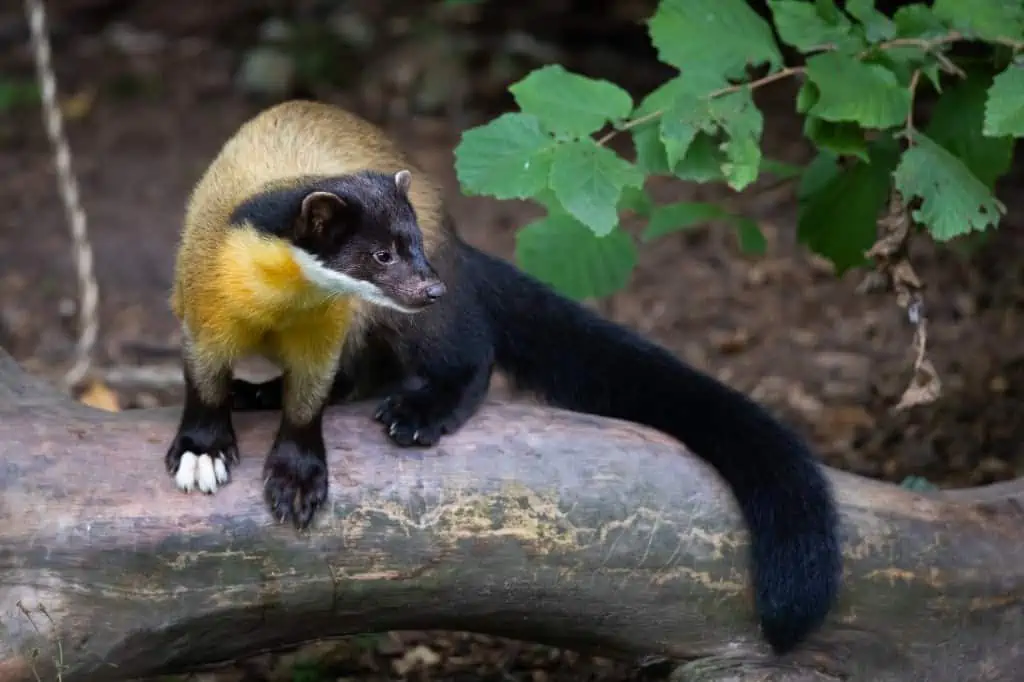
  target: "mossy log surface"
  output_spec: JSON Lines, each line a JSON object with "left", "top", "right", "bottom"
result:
{"left": 1, "top": 349, "right": 1022, "bottom": 682}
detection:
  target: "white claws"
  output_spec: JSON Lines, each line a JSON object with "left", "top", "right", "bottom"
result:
{"left": 175, "top": 451, "right": 230, "bottom": 494}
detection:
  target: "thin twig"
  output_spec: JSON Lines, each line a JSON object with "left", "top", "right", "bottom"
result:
{"left": 904, "top": 69, "right": 922, "bottom": 141}
{"left": 597, "top": 29, "right": 1006, "bottom": 148}
{"left": 596, "top": 66, "right": 804, "bottom": 146}
{"left": 23, "top": 0, "right": 100, "bottom": 391}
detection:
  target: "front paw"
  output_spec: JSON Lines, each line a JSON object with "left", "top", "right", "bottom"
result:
{"left": 263, "top": 440, "right": 328, "bottom": 530}
{"left": 165, "top": 425, "right": 239, "bottom": 494}
{"left": 373, "top": 388, "right": 459, "bottom": 447}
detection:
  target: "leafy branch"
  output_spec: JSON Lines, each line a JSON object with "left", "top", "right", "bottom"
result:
{"left": 596, "top": 28, "right": 1012, "bottom": 149}
{"left": 452, "top": 0, "right": 1024, "bottom": 302}
{"left": 596, "top": 67, "right": 803, "bottom": 146}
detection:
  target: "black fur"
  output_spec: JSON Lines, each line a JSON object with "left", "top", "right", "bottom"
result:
{"left": 230, "top": 171, "right": 422, "bottom": 247}
{"left": 230, "top": 182, "right": 317, "bottom": 235}
{"left": 232, "top": 226, "right": 842, "bottom": 654}
{"left": 467, "top": 243, "right": 840, "bottom": 655}
{"left": 262, "top": 399, "right": 333, "bottom": 528}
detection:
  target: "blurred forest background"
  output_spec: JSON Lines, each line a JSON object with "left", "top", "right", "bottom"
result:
{"left": 1, "top": 0, "right": 1023, "bottom": 680}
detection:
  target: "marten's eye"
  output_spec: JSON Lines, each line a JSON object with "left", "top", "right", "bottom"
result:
{"left": 373, "top": 250, "right": 394, "bottom": 265}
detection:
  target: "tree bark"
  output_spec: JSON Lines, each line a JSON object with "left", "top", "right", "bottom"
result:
{"left": 0, "top": 349, "right": 1022, "bottom": 682}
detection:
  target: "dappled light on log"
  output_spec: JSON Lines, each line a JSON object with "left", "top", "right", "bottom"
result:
{"left": 1, "top": 347, "right": 1023, "bottom": 682}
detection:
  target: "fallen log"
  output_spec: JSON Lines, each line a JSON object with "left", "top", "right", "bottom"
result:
{"left": 0, "top": 349, "right": 1022, "bottom": 682}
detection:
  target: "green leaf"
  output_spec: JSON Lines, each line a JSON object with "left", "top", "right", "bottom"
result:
{"left": 631, "top": 76, "right": 692, "bottom": 175}
{"left": 641, "top": 201, "right": 766, "bottom": 255}
{"left": 509, "top": 64, "right": 634, "bottom": 138}
{"left": 515, "top": 213, "right": 637, "bottom": 299}
{"left": 760, "top": 157, "right": 804, "bottom": 180}
{"left": 795, "top": 80, "right": 819, "bottom": 114}
{"left": 767, "top": 0, "right": 858, "bottom": 51}
{"left": 549, "top": 140, "right": 644, "bottom": 236}
{"left": 867, "top": 42, "right": 933, "bottom": 85}
{"left": 734, "top": 216, "right": 767, "bottom": 255}
{"left": 893, "top": 4, "right": 949, "bottom": 38}
{"left": 633, "top": 123, "right": 672, "bottom": 175}
{"left": 659, "top": 91, "right": 716, "bottom": 167}
{"left": 719, "top": 128, "right": 762, "bottom": 191}
{"left": 661, "top": 114, "right": 700, "bottom": 167}
{"left": 922, "top": 63, "right": 944, "bottom": 93}
{"left": 893, "top": 132, "right": 1005, "bottom": 240}
{"left": 927, "top": 71, "right": 1014, "bottom": 188}
{"left": 814, "top": 0, "right": 844, "bottom": 24}
{"left": 642, "top": 201, "right": 728, "bottom": 241}
{"left": 798, "top": 139, "right": 899, "bottom": 272}
{"left": 531, "top": 188, "right": 562, "bottom": 214}
{"left": 932, "top": 0, "right": 1024, "bottom": 43}
{"left": 899, "top": 475, "right": 938, "bottom": 491}
{"left": 804, "top": 52, "right": 912, "bottom": 128}
{"left": 634, "top": 77, "right": 688, "bottom": 120}
{"left": 804, "top": 117, "right": 869, "bottom": 161}
{"left": 877, "top": 45, "right": 930, "bottom": 69}
{"left": 631, "top": 75, "right": 758, "bottom": 184}
{"left": 847, "top": 0, "right": 898, "bottom": 41}
{"left": 454, "top": 112, "right": 555, "bottom": 199}
{"left": 291, "top": 662, "right": 327, "bottom": 682}
{"left": 648, "top": 0, "right": 783, "bottom": 81}
{"left": 712, "top": 89, "right": 764, "bottom": 191}
{"left": 0, "top": 79, "right": 39, "bottom": 111}
{"left": 618, "top": 185, "right": 654, "bottom": 217}
{"left": 648, "top": 80, "right": 764, "bottom": 188}
{"left": 797, "top": 150, "right": 841, "bottom": 201}
{"left": 984, "top": 65, "right": 1024, "bottom": 138}
{"left": 673, "top": 132, "right": 728, "bottom": 182}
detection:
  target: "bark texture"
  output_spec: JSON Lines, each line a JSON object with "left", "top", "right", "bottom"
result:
{"left": 0, "top": 349, "right": 1022, "bottom": 682}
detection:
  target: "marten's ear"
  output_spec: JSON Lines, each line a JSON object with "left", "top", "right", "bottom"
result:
{"left": 394, "top": 169, "right": 412, "bottom": 195}
{"left": 297, "top": 191, "right": 345, "bottom": 238}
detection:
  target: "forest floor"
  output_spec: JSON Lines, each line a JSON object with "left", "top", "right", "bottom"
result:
{"left": 2, "top": 1, "right": 1024, "bottom": 680}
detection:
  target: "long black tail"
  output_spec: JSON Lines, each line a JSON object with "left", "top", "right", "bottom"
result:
{"left": 464, "top": 243, "right": 841, "bottom": 654}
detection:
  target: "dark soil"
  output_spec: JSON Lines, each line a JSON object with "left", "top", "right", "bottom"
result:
{"left": 3, "top": 1, "right": 1024, "bottom": 680}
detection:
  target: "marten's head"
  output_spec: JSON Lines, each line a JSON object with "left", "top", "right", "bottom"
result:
{"left": 232, "top": 169, "right": 446, "bottom": 313}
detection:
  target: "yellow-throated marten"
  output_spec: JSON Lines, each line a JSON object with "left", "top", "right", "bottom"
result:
{"left": 168, "top": 100, "right": 841, "bottom": 656}
{"left": 167, "top": 102, "right": 446, "bottom": 507}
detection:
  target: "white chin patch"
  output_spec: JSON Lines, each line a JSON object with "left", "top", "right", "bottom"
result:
{"left": 289, "top": 246, "right": 419, "bottom": 314}
{"left": 174, "top": 451, "right": 230, "bottom": 494}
